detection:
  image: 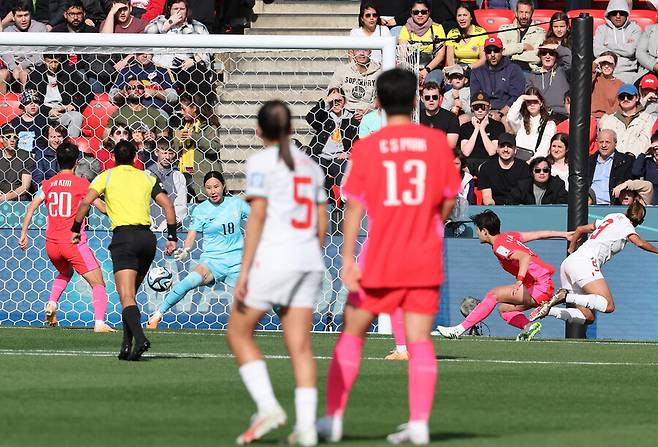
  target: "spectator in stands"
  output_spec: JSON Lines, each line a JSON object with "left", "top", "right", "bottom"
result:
{"left": 507, "top": 87, "right": 556, "bottom": 160}
{"left": 109, "top": 53, "right": 178, "bottom": 115}
{"left": 378, "top": 0, "right": 458, "bottom": 40}
{"left": 612, "top": 179, "right": 654, "bottom": 205}
{"left": 144, "top": 0, "right": 215, "bottom": 105}
{"left": 32, "top": 124, "right": 67, "bottom": 186}
{"left": 358, "top": 107, "right": 386, "bottom": 138}
{"left": 146, "top": 137, "right": 186, "bottom": 230}
{"left": 591, "top": 52, "right": 624, "bottom": 119}
{"left": 130, "top": 121, "right": 155, "bottom": 168}
{"left": 444, "top": 3, "right": 486, "bottom": 70}
{"left": 51, "top": 1, "right": 99, "bottom": 32}
{"left": 172, "top": 93, "right": 221, "bottom": 201}
{"left": 477, "top": 132, "right": 531, "bottom": 205}
{"left": 0, "top": 1, "right": 48, "bottom": 92}
{"left": 328, "top": 49, "right": 380, "bottom": 119}
{"left": 555, "top": 92, "right": 598, "bottom": 155}
{"left": 598, "top": 84, "right": 656, "bottom": 157}
{"left": 498, "top": 0, "right": 545, "bottom": 75}
{"left": 636, "top": 19, "right": 658, "bottom": 78}
{"left": 526, "top": 40, "right": 571, "bottom": 121}
{"left": 632, "top": 132, "right": 658, "bottom": 204}
{"left": 470, "top": 36, "right": 525, "bottom": 122}
{"left": 419, "top": 81, "right": 459, "bottom": 148}
{"left": 306, "top": 87, "right": 359, "bottom": 196}
{"left": 639, "top": 73, "right": 658, "bottom": 117}
{"left": 50, "top": 0, "right": 109, "bottom": 29}
{"left": 398, "top": 0, "right": 446, "bottom": 85}
{"left": 350, "top": 3, "right": 392, "bottom": 64}
{"left": 509, "top": 156, "right": 568, "bottom": 205}
{"left": 100, "top": 0, "right": 147, "bottom": 33}
{"left": 458, "top": 91, "right": 504, "bottom": 175}
{"left": 547, "top": 132, "right": 569, "bottom": 189}
{"left": 0, "top": 124, "right": 34, "bottom": 201}
{"left": 546, "top": 11, "right": 571, "bottom": 49}
{"left": 588, "top": 129, "right": 634, "bottom": 205}
{"left": 441, "top": 65, "right": 471, "bottom": 125}
{"left": 593, "top": 0, "right": 644, "bottom": 84}
{"left": 10, "top": 89, "right": 48, "bottom": 154}
{"left": 454, "top": 148, "right": 476, "bottom": 205}
{"left": 27, "top": 53, "right": 91, "bottom": 138}
{"left": 105, "top": 78, "right": 168, "bottom": 138}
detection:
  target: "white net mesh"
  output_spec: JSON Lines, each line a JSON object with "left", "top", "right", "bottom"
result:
{"left": 0, "top": 39, "right": 418, "bottom": 331}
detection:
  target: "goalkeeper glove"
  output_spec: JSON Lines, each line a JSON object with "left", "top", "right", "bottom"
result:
{"left": 173, "top": 247, "right": 191, "bottom": 261}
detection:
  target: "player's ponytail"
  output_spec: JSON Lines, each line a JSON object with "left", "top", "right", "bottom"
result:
{"left": 257, "top": 100, "right": 294, "bottom": 171}
{"left": 626, "top": 197, "right": 647, "bottom": 227}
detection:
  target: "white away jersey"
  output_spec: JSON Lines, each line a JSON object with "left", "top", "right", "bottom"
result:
{"left": 246, "top": 145, "right": 327, "bottom": 271}
{"left": 577, "top": 213, "right": 637, "bottom": 266}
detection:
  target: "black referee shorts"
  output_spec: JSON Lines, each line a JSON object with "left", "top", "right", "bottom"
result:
{"left": 109, "top": 226, "right": 157, "bottom": 276}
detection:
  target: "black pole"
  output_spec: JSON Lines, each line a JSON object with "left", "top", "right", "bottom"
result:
{"left": 566, "top": 14, "right": 593, "bottom": 339}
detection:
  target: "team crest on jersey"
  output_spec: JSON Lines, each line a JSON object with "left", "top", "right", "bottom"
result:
{"left": 495, "top": 245, "right": 512, "bottom": 257}
{"left": 249, "top": 172, "right": 265, "bottom": 188}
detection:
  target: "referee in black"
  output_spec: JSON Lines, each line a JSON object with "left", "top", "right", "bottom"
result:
{"left": 72, "top": 140, "right": 178, "bottom": 361}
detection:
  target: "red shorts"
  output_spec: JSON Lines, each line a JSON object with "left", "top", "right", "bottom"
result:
{"left": 527, "top": 277, "right": 555, "bottom": 305}
{"left": 46, "top": 241, "right": 100, "bottom": 276}
{"left": 347, "top": 287, "right": 440, "bottom": 316}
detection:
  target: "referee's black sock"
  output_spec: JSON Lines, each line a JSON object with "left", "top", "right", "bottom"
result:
{"left": 122, "top": 305, "right": 146, "bottom": 345}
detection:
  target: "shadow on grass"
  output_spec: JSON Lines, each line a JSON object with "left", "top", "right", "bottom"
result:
{"left": 145, "top": 355, "right": 207, "bottom": 360}
{"left": 338, "top": 431, "right": 491, "bottom": 442}
{"left": 437, "top": 355, "right": 465, "bottom": 360}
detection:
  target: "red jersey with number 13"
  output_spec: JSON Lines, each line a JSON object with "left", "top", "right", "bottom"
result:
{"left": 342, "top": 123, "right": 461, "bottom": 288}
{"left": 39, "top": 172, "right": 90, "bottom": 244}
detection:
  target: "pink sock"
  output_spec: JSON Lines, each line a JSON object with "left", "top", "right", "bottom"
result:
{"left": 500, "top": 310, "right": 530, "bottom": 329}
{"left": 48, "top": 275, "right": 71, "bottom": 303}
{"left": 462, "top": 292, "right": 497, "bottom": 330}
{"left": 91, "top": 285, "right": 108, "bottom": 321}
{"left": 326, "top": 333, "right": 363, "bottom": 416}
{"left": 391, "top": 308, "right": 406, "bottom": 347}
{"left": 407, "top": 340, "right": 437, "bottom": 422}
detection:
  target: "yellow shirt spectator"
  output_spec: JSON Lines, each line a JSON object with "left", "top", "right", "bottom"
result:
{"left": 446, "top": 25, "right": 487, "bottom": 65}
{"left": 399, "top": 23, "right": 446, "bottom": 55}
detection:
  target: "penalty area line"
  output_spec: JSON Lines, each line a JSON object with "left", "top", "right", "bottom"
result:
{"left": 0, "top": 349, "right": 656, "bottom": 366}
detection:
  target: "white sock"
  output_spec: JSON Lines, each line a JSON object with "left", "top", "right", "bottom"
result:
{"left": 566, "top": 293, "right": 609, "bottom": 312}
{"left": 456, "top": 324, "right": 466, "bottom": 335}
{"left": 94, "top": 320, "right": 104, "bottom": 326}
{"left": 239, "top": 360, "right": 280, "bottom": 414}
{"left": 548, "top": 307, "right": 587, "bottom": 324}
{"left": 295, "top": 387, "right": 317, "bottom": 430}
{"left": 396, "top": 345, "right": 407, "bottom": 353}
{"left": 407, "top": 420, "right": 429, "bottom": 443}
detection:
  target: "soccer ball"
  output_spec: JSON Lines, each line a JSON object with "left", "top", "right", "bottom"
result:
{"left": 147, "top": 266, "right": 173, "bottom": 292}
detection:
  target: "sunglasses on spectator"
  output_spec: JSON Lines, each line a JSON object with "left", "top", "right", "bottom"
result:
{"left": 2, "top": 133, "right": 17, "bottom": 139}
{"left": 538, "top": 50, "right": 556, "bottom": 57}
{"left": 609, "top": 10, "right": 628, "bottom": 17}
{"left": 114, "top": 129, "right": 129, "bottom": 135}
{"left": 363, "top": 12, "right": 379, "bottom": 18}
{"left": 126, "top": 85, "right": 145, "bottom": 90}
{"left": 618, "top": 93, "right": 635, "bottom": 101}
{"left": 534, "top": 168, "right": 550, "bottom": 174}
{"left": 485, "top": 47, "right": 501, "bottom": 54}
{"left": 423, "top": 94, "right": 439, "bottom": 101}
{"left": 412, "top": 9, "right": 429, "bottom": 15}
{"left": 472, "top": 104, "right": 488, "bottom": 111}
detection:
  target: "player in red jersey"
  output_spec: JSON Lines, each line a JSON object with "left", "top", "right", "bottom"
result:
{"left": 316, "top": 68, "right": 461, "bottom": 446}
{"left": 19, "top": 142, "right": 114, "bottom": 332}
{"left": 435, "top": 210, "right": 571, "bottom": 340}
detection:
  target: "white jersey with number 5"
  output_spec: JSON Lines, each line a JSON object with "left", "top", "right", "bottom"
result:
{"left": 577, "top": 213, "right": 637, "bottom": 266}
{"left": 246, "top": 144, "right": 327, "bottom": 271}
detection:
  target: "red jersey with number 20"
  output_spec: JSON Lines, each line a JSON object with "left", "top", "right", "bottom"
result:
{"left": 342, "top": 123, "right": 461, "bottom": 288}
{"left": 38, "top": 172, "right": 90, "bottom": 244}
{"left": 492, "top": 232, "right": 555, "bottom": 283}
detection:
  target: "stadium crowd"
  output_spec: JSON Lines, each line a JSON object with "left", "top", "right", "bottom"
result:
{"left": 1, "top": 0, "right": 658, "bottom": 212}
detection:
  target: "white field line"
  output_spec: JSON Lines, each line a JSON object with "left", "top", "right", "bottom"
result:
{"left": 2, "top": 325, "right": 658, "bottom": 346}
{"left": 0, "top": 348, "right": 656, "bottom": 366}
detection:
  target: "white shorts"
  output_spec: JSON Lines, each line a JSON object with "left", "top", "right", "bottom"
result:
{"left": 560, "top": 253, "right": 604, "bottom": 293}
{"left": 244, "top": 268, "right": 323, "bottom": 311}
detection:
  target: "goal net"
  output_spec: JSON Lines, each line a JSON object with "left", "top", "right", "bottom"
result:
{"left": 0, "top": 33, "right": 418, "bottom": 332}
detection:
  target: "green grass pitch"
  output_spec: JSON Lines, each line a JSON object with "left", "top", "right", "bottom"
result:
{"left": 1, "top": 326, "right": 657, "bottom": 447}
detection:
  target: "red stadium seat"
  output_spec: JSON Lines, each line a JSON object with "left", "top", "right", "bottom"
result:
{"left": 567, "top": 10, "right": 606, "bottom": 34}
{"left": 0, "top": 93, "right": 21, "bottom": 126}
{"left": 81, "top": 93, "right": 117, "bottom": 139}
{"left": 630, "top": 10, "right": 658, "bottom": 31}
{"left": 532, "top": 9, "right": 562, "bottom": 31}
{"left": 69, "top": 136, "right": 101, "bottom": 155}
{"left": 474, "top": 9, "right": 515, "bottom": 34}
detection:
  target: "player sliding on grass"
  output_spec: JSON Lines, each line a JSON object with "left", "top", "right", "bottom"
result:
{"left": 531, "top": 199, "right": 658, "bottom": 325}
{"left": 435, "top": 210, "right": 572, "bottom": 341}
{"left": 19, "top": 142, "right": 114, "bottom": 333}
{"left": 228, "top": 101, "right": 328, "bottom": 446}
{"left": 317, "top": 68, "right": 460, "bottom": 446}
{"left": 147, "top": 171, "right": 249, "bottom": 328}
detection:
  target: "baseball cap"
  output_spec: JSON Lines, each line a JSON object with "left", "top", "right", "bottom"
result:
{"left": 498, "top": 132, "right": 516, "bottom": 147}
{"left": 484, "top": 36, "right": 503, "bottom": 49}
{"left": 471, "top": 91, "right": 490, "bottom": 106}
{"left": 640, "top": 74, "right": 658, "bottom": 91}
{"left": 617, "top": 84, "right": 638, "bottom": 97}
{"left": 20, "top": 89, "right": 43, "bottom": 106}
{"left": 445, "top": 65, "right": 464, "bottom": 77}
{"left": 129, "top": 121, "right": 149, "bottom": 132}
